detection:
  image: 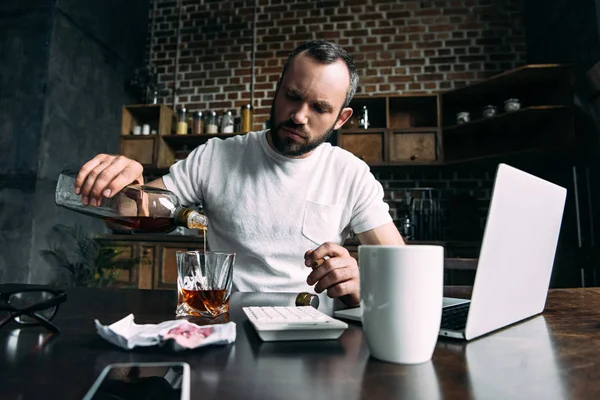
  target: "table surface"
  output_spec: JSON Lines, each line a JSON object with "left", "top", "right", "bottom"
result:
{"left": 1, "top": 286, "right": 600, "bottom": 400}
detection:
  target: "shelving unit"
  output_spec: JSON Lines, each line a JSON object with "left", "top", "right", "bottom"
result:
{"left": 119, "top": 64, "right": 575, "bottom": 169}
{"left": 440, "top": 64, "right": 575, "bottom": 163}
{"left": 338, "top": 94, "right": 441, "bottom": 165}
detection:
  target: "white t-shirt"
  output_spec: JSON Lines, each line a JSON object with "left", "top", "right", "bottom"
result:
{"left": 162, "top": 130, "right": 391, "bottom": 292}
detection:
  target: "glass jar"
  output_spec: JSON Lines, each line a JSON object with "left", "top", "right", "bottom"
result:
{"left": 241, "top": 104, "right": 253, "bottom": 133}
{"left": 221, "top": 110, "right": 234, "bottom": 133}
{"left": 456, "top": 111, "right": 470, "bottom": 124}
{"left": 482, "top": 105, "right": 497, "bottom": 118}
{"left": 192, "top": 111, "right": 203, "bottom": 135}
{"left": 55, "top": 171, "right": 208, "bottom": 232}
{"left": 205, "top": 111, "right": 218, "bottom": 134}
{"left": 504, "top": 98, "right": 521, "bottom": 112}
{"left": 176, "top": 106, "right": 188, "bottom": 135}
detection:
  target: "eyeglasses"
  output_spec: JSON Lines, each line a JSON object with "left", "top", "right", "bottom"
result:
{"left": 0, "top": 284, "right": 67, "bottom": 333}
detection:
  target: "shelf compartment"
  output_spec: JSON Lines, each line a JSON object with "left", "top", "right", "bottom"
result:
{"left": 121, "top": 104, "right": 175, "bottom": 136}
{"left": 342, "top": 96, "right": 387, "bottom": 129}
{"left": 388, "top": 95, "right": 439, "bottom": 129}
{"left": 443, "top": 105, "right": 575, "bottom": 163}
{"left": 441, "top": 64, "right": 573, "bottom": 129}
{"left": 389, "top": 130, "right": 437, "bottom": 163}
{"left": 443, "top": 105, "right": 571, "bottom": 135}
{"left": 338, "top": 130, "right": 386, "bottom": 165}
{"left": 120, "top": 136, "right": 174, "bottom": 169}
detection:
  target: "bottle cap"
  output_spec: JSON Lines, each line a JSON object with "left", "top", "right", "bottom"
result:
{"left": 295, "top": 292, "right": 320, "bottom": 308}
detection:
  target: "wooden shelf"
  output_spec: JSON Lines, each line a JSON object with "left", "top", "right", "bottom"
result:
{"left": 443, "top": 105, "right": 572, "bottom": 135}
{"left": 339, "top": 128, "right": 387, "bottom": 134}
{"left": 387, "top": 161, "right": 443, "bottom": 166}
{"left": 121, "top": 135, "right": 161, "bottom": 140}
{"left": 162, "top": 133, "right": 246, "bottom": 147}
{"left": 390, "top": 127, "right": 438, "bottom": 133}
{"left": 442, "top": 147, "right": 574, "bottom": 166}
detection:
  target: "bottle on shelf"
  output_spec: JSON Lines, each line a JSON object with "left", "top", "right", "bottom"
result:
{"left": 358, "top": 105, "right": 370, "bottom": 129}
{"left": 55, "top": 171, "right": 208, "bottom": 233}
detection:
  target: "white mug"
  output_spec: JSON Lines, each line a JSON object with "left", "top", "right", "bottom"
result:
{"left": 359, "top": 245, "right": 444, "bottom": 364}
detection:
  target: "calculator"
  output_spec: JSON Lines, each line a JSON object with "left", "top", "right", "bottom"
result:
{"left": 243, "top": 306, "right": 349, "bottom": 342}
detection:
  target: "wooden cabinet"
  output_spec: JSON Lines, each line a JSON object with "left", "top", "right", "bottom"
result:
{"left": 337, "top": 94, "right": 441, "bottom": 166}
{"left": 338, "top": 129, "right": 387, "bottom": 165}
{"left": 120, "top": 136, "right": 174, "bottom": 169}
{"left": 120, "top": 104, "right": 176, "bottom": 169}
{"left": 335, "top": 64, "right": 574, "bottom": 166}
{"left": 95, "top": 234, "right": 205, "bottom": 290}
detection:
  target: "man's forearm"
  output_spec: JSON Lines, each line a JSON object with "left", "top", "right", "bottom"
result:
{"left": 356, "top": 221, "right": 406, "bottom": 245}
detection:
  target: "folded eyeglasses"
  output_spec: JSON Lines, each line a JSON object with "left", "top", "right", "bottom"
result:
{"left": 0, "top": 284, "right": 67, "bottom": 333}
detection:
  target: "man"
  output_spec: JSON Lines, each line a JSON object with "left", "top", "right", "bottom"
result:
{"left": 75, "top": 40, "right": 405, "bottom": 307}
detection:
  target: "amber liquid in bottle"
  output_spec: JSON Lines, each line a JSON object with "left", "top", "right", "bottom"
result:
{"left": 104, "top": 216, "right": 178, "bottom": 232}
{"left": 104, "top": 208, "right": 208, "bottom": 233}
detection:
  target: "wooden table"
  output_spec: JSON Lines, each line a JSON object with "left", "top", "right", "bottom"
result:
{"left": 1, "top": 287, "right": 600, "bottom": 399}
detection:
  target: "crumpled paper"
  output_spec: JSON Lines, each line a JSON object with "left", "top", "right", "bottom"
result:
{"left": 94, "top": 314, "right": 236, "bottom": 351}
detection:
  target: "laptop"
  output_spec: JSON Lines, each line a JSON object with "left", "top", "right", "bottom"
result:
{"left": 334, "top": 163, "right": 567, "bottom": 341}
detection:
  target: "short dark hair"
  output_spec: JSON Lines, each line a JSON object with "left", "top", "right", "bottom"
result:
{"left": 279, "top": 40, "right": 359, "bottom": 109}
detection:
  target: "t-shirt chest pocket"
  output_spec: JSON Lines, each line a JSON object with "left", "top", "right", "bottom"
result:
{"left": 301, "top": 200, "right": 345, "bottom": 245}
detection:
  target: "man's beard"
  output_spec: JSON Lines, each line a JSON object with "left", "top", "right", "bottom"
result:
{"left": 269, "top": 103, "right": 337, "bottom": 157}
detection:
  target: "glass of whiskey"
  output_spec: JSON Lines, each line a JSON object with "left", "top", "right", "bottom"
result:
{"left": 176, "top": 251, "right": 235, "bottom": 318}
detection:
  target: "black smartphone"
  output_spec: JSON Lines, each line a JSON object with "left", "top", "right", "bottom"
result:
{"left": 82, "top": 362, "right": 191, "bottom": 400}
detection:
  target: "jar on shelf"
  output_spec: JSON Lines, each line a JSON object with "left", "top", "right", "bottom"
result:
{"left": 205, "top": 111, "right": 218, "bottom": 134}
{"left": 192, "top": 111, "right": 204, "bottom": 135}
{"left": 220, "top": 110, "right": 234, "bottom": 133}
{"left": 456, "top": 111, "right": 470, "bottom": 124}
{"left": 176, "top": 105, "right": 188, "bottom": 135}
{"left": 482, "top": 105, "right": 497, "bottom": 118}
{"left": 241, "top": 104, "right": 253, "bottom": 133}
{"left": 504, "top": 98, "right": 521, "bottom": 112}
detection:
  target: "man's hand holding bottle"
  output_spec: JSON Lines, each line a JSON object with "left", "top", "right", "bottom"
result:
{"left": 74, "top": 154, "right": 147, "bottom": 207}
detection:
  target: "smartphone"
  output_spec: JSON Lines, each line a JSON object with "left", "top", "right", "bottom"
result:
{"left": 82, "top": 362, "right": 191, "bottom": 400}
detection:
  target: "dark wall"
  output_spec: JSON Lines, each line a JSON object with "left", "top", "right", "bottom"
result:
{"left": 523, "top": 0, "right": 600, "bottom": 287}
{"left": 0, "top": 2, "right": 54, "bottom": 283}
{"left": 0, "top": 0, "right": 149, "bottom": 284}
{"left": 524, "top": 0, "right": 600, "bottom": 77}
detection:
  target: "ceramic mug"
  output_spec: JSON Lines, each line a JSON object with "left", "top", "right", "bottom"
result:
{"left": 359, "top": 245, "right": 444, "bottom": 364}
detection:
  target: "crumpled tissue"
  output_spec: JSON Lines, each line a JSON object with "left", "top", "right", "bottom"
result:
{"left": 94, "top": 314, "right": 236, "bottom": 351}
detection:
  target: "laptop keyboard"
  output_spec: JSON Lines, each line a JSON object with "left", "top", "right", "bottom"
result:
{"left": 440, "top": 302, "right": 471, "bottom": 331}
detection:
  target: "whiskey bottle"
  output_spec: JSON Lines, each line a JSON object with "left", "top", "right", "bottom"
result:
{"left": 54, "top": 170, "right": 208, "bottom": 233}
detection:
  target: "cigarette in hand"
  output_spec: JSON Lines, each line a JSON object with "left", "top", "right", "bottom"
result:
{"left": 311, "top": 256, "right": 330, "bottom": 269}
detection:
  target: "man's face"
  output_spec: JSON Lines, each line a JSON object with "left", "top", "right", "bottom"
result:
{"left": 268, "top": 52, "right": 353, "bottom": 158}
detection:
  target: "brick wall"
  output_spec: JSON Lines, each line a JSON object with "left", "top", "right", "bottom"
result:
{"left": 147, "top": 0, "right": 526, "bottom": 241}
